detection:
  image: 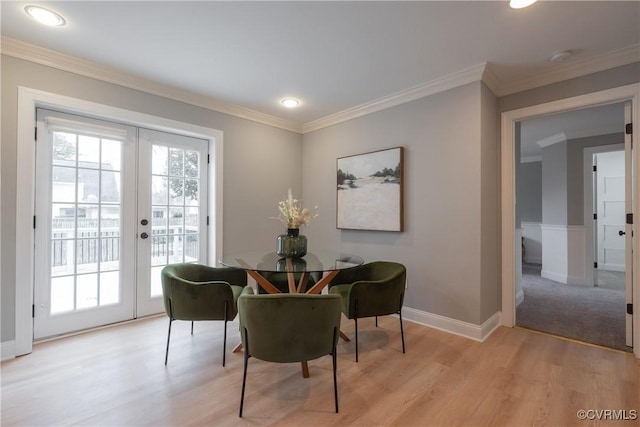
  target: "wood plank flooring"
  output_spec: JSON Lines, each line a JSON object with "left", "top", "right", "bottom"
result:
{"left": 2, "top": 315, "right": 639, "bottom": 426}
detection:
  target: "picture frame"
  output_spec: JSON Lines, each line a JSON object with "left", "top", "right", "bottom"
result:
{"left": 336, "top": 147, "right": 404, "bottom": 231}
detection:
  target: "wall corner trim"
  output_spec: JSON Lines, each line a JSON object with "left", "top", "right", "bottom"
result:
{"left": 402, "top": 307, "right": 502, "bottom": 342}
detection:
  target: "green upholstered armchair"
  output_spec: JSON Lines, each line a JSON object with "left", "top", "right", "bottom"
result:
{"left": 161, "top": 263, "right": 248, "bottom": 366}
{"left": 328, "top": 261, "right": 406, "bottom": 362}
{"left": 237, "top": 290, "right": 342, "bottom": 417}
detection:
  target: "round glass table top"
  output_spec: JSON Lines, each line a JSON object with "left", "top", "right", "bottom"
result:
{"left": 219, "top": 251, "right": 364, "bottom": 273}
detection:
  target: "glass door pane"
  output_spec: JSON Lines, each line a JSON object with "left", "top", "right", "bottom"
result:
{"left": 137, "top": 128, "right": 208, "bottom": 317}
{"left": 34, "top": 109, "right": 137, "bottom": 339}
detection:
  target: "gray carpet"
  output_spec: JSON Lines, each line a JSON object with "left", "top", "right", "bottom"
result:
{"left": 516, "top": 263, "right": 630, "bottom": 352}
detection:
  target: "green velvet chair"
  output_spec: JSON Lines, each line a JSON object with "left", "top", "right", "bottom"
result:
{"left": 161, "top": 263, "right": 247, "bottom": 366}
{"left": 328, "top": 261, "right": 406, "bottom": 362}
{"left": 237, "top": 290, "right": 342, "bottom": 417}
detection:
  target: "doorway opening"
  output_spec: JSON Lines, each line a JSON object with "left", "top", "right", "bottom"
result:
{"left": 501, "top": 85, "right": 640, "bottom": 358}
{"left": 508, "top": 98, "right": 634, "bottom": 353}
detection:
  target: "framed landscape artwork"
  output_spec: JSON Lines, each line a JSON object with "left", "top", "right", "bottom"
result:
{"left": 336, "top": 147, "right": 404, "bottom": 231}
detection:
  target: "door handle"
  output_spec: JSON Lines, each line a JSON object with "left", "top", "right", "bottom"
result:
{"left": 619, "top": 230, "right": 626, "bottom": 236}
{"left": 140, "top": 232, "right": 149, "bottom": 239}
{"left": 141, "top": 219, "right": 148, "bottom": 226}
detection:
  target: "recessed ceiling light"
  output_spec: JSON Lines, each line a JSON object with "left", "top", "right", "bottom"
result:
{"left": 25, "top": 5, "right": 66, "bottom": 27}
{"left": 281, "top": 98, "right": 300, "bottom": 108}
{"left": 509, "top": 0, "right": 538, "bottom": 9}
{"left": 549, "top": 50, "right": 572, "bottom": 63}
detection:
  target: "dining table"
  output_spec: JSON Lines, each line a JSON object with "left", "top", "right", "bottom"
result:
{"left": 219, "top": 250, "right": 364, "bottom": 294}
{"left": 219, "top": 250, "right": 364, "bottom": 377}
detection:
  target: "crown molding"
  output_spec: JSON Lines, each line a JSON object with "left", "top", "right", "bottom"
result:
{"left": 480, "top": 63, "right": 502, "bottom": 96}
{"left": 536, "top": 132, "right": 567, "bottom": 148}
{"left": 3, "top": 36, "right": 637, "bottom": 135}
{"left": 0, "top": 37, "right": 303, "bottom": 134}
{"left": 496, "top": 44, "right": 640, "bottom": 97}
{"left": 302, "top": 63, "right": 487, "bottom": 133}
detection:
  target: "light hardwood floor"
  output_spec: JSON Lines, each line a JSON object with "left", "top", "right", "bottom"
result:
{"left": 2, "top": 315, "right": 639, "bottom": 426}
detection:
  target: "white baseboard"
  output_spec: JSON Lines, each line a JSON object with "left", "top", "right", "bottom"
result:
{"left": 402, "top": 307, "right": 501, "bottom": 342}
{"left": 1, "top": 340, "right": 16, "bottom": 361}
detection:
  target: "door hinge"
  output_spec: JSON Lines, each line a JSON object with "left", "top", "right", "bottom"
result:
{"left": 627, "top": 303, "right": 633, "bottom": 315}
{"left": 626, "top": 123, "right": 633, "bottom": 135}
{"left": 35, "top": 127, "right": 38, "bottom": 141}
{"left": 207, "top": 154, "right": 210, "bottom": 164}
{"left": 592, "top": 165, "right": 597, "bottom": 172}
{"left": 206, "top": 216, "right": 210, "bottom": 226}
{"left": 593, "top": 213, "right": 597, "bottom": 220}
{"left": 33, "top": 216, "right": 36, "bottom": 229}
{"left": 593, "top": 262, "right": 598, "bottom": 269}
{"left": 32, "top": 304, "right": 35, "bottom": 318}
{"left": 627, "top": 213, "right": 633, "bottom": 225}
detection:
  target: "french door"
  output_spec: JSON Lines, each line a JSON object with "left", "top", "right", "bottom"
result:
{"left": 34, "top": 109, "right": 208, "bottom": 339}
{"left": 136, "top": 128, "right": 209, "bottom": 317}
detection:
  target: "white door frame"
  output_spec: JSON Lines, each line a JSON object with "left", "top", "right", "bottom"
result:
{"left": 501, "top": 83, "right": 640, "bottom": 359}
{"left": 15, "top": 86, "right": 224, "bottom": 356}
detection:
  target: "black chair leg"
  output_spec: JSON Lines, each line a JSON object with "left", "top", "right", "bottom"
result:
{"left": 332, "top": 327, "right": 339, "bottom": 413}
{"left": 354, "top": 317, "right": 359, "bottom": 363}
{"left": 223, "top": 300, "right": 228, "bottom": 367}
{"left": 375, "top": 316, "right": 378, "bottom": 327}
{"left": 191, "top": 321, "right": 194, "bottom": 335}
{"left": 239, "top": 328, "right": 249, "bottom": 417}
{"left": 399, "top": 309, "right": 405, "bottom": 354}
{"left": 164, "top": 318, "right": 173, "bottom": 365}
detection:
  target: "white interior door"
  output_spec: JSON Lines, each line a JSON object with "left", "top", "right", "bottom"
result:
{"left": 595, "top": 150, "right": 626, "bottom": 271}
{"left": 136, "top": 129, "right": 209, "bottom": 317}
{"left": 34, "top": 109, "right": 137, "bottom": 339}
{"left": 34, "top": 111, "right": 209, "bottom": 338}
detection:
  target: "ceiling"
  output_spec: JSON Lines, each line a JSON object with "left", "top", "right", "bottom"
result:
{"left": 1, "top": 1, "right": 639, "bottom": 132}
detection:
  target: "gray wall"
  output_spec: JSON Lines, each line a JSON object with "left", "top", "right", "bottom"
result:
{"left": 517, "top": 161, "right": 542, "bottom": 223}
{"left": 542, "top": 142, "right": 568, "bottom": 225}
{"left": 302, "top": 82, "right": 498, "bottom": 325}
{"left": 479, "top": 83, "right": 500, "bottom": 322}
{"left": 1, "top": 55, "right": 303, "bottom": 343}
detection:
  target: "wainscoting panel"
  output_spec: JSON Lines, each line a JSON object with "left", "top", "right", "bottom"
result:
{"left": 541, "top": 224, "right": 587, "bottom": 285}
{"left": 521, "top": 222, "right": 542, "bottom": 264}
{"left": 515, "top": 228, "right": 524, "bottom": 306}
{"left": 1, "top": 340, "right": 16, "bottom": 361}
{"left": 567, "top": 226, "right": 587, "bottom": 284}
